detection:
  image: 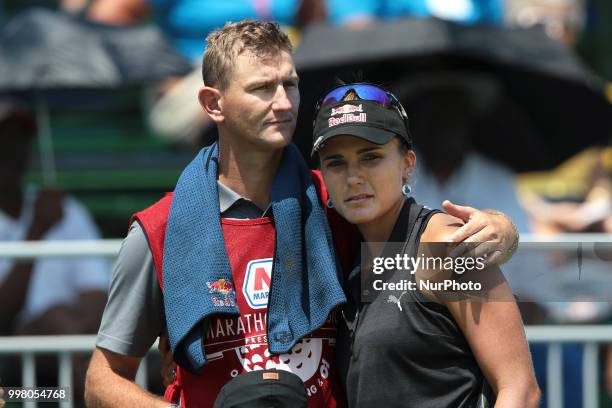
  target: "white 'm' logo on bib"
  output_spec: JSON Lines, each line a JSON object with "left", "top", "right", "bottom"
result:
{"left": 243, "top": 258, "right": 273, "bottom": 309}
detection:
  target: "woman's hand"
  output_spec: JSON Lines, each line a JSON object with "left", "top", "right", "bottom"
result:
{"left": 442, "top": 200, "right": 519, "bottom": 266}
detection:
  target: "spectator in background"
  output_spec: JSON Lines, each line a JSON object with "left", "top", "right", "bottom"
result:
{"left": 520, "top": 147, "right": 612, "bottom": 407}
{"left": 326, "top": 0, "right": 504, "bottom": 28}
{"left": 60, "top": 0, "right": 90, "bottom": 14}
{"left": 86, "top": 0, "right": 326, "bottom": 147}
{"left": 505, "top": 0, "right": 586, "bottom": 46}
{"left": 0, "top": 98, "right": 110, "bottom": 399}
{"left": 520, "top": 147, "right": 611, "bottom": 234}
{"left": 393, "top": 76, "right": 531, "bottom": 233}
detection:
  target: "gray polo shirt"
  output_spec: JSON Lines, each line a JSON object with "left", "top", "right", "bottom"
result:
{"left": 96, "top": 182, "right": 270, "bottom": 356}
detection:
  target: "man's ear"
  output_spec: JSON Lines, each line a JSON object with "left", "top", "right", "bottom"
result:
{"left": 198, "top": 86, "right": 223, "bottom": 123}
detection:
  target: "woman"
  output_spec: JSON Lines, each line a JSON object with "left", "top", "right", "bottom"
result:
{"left": 312, "top": 83, "right": 540, "bottom": 408}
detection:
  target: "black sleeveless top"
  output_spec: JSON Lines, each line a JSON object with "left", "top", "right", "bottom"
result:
{"left": 336, "top": 198, "right": 493, "bottom": 408}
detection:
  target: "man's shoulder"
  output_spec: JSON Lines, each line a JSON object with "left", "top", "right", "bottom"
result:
{"left": 142, "top": 192, "right": 174, "bottom": 213}
{"left": 133, "top": 193, "right": 174, "bottom": 223}
{"left": 131, "top": 192, "right": 174, "bottom": 244}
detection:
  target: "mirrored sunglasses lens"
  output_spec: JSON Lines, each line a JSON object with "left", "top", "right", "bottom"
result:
{"left": 321, "top": 86, "right": 351, "bottom": 106}
{"left": 350, "top": 85, "right": 390, "bottom": 104}
{"left": 322, "top": 84, "right": 390, "bottom": 106}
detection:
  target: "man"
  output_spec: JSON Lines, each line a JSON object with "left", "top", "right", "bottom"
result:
{"left": 86, "top": 0, "right": 327, "bottom": 146}
{"left": 85, "top": 20, "right": 519, "bottom": 407}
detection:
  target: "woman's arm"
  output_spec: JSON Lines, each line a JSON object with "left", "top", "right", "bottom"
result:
{"left": 421, "top": 213, "right": 540, "bottom": 408}
{"left": 446, "top": 277, "right": 540, "bottom": 408}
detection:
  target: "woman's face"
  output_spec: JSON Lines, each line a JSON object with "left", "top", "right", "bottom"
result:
{"left": 319, "top": 135, "right": 415, "bottom": 226}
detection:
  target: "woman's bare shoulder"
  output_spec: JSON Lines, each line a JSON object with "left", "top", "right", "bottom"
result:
{"left": 420, "top": 212, "right": 464, "bottom": 242}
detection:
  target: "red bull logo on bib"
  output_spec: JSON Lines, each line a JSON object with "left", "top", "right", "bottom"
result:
{"left": 207, "top": 278, "right": 233, "bottom": 295}
{"left": 243, "top": 258, "right": 273, "bottom": 309}
{"left": 207, "top": 278, "right": 237, "bottom": 307}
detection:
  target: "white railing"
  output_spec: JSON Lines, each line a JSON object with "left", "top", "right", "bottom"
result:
{"left": 0, "top": 239, "right": 123, "bottom": 258}
{"left": 0, "top": 328, "right": 610, "bottom": 408}
{"left": 0, "top": 234, "right": 610, "bottom": 259}
{"left": 526, "top": 325, "right": 612, "bottom": 408}
{"left": 0, "top": 238, "right": 122, "bottom": 408}
{"left": 519, "top": 233, "right": 612, "bottom": 242}
{"left": 0, "top": 234, "right": 611, "bottom": 408}
{"left": 0, "top": 335, "right": 156, "bottom": 408}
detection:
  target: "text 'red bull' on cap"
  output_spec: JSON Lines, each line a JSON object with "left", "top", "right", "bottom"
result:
{"left": 312, "top": 99, "right": 411, "bottom": 155}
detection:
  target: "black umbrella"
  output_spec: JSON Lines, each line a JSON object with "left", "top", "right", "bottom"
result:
{"left": 294, "top": 18, "right": 612, "bottom": 172}
{"left": 0, "top": 8, "right": 192, "bottom": 183}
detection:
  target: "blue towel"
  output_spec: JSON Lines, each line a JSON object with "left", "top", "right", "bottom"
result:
{"left": 163, "top": 142, "right": 346, "bottom": 373}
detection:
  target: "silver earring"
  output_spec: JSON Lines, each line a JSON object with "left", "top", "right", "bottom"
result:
{"left": 402, "top": 183, "right": 412, "bottom": 197}
{"left": 326, "top": 198, "right": 334, "bottom": 208}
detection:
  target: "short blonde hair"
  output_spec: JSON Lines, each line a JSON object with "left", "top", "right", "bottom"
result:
{"left": 202, "top": 20, "right": 293, "bottom": 90}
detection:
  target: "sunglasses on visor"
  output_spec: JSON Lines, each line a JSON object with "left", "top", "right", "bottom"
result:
{"left": 314, "top": 83, "right": 410, "bottom": 126}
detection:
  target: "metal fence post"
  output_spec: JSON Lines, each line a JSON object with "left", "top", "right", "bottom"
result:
{"left": 58, "top": 351, "right": 73, "bottom": 408}
{"left": 583, "top": 343, "right": 599, "bottom": 408}
{"left": 22, "top": 352, "right": 36, "bottom": 408}
{"left": 547, "top": 343, "right": 563, "bottom": 408}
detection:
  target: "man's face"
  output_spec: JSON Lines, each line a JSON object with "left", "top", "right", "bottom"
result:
{"left": 218, "top": 50, "right": 300, "bottom": 150}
